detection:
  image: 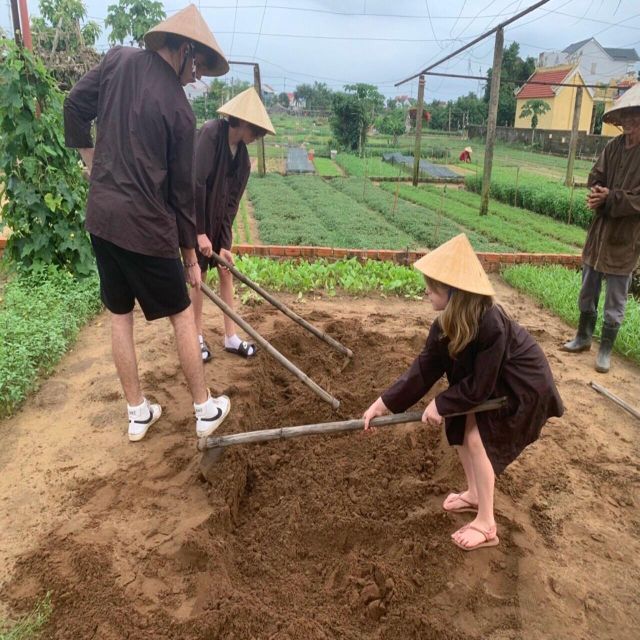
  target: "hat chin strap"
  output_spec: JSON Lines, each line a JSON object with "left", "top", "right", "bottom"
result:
{"left": 178, "top": 42, "right": 196, "bottom": 82}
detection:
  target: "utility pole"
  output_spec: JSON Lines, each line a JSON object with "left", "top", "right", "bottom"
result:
{"left": 9, "top": 0, "right": 22, "bottom": 46}
{"left": 253, "top": 63, "right": 266, "bottom": 177}
{"left": 412, "top": 75, "right": 425, "bottom": 187}
{"left": 565, "top": 85, "right": 583, "bottom": 187}
{"left": 17, "top": 0, "right": 32, "bottom": 50}
{"left": 480, "top": 26, "right": 504, "bottom": 216}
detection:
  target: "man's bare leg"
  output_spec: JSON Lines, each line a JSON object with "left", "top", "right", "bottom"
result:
{"left": 110, "top": 311, "right": 143, "bottom": 405}
{"left": 169, "top": 304, "right": 208, "bottom": 404}
{"left": 189, "top": 286, "right": 204, "bottom": 336}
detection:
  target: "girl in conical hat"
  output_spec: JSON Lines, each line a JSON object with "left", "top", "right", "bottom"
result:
{"left": 362, "top": 234, "right": 564, "bottom": 551}
{"left": 191, "top": 88, "right": 275, "bottom": 361}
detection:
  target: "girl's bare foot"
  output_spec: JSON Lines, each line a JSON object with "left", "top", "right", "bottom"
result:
{"left": 443, "top": 491, "right": 478, "bottom": 513}
{"left": 451, "top": 519, "right": 498, "bottom": 551}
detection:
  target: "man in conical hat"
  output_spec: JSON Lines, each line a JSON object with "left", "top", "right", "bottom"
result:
{"left": 64, "top": 5, "right": 232, "bottom": 442}
{"left": 191, "top": 87, "right": 275, "bottom": 362}
{"left": 562, "top": 82, "right": 640, "bottom": 373}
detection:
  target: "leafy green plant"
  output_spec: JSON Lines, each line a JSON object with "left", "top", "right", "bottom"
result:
{"left": 502, "top": 264, "right": 640, "bottom": 365}
{"left": 0, "top": 39, "right": 93, "bottom": 276}
{"left": 334, "top": 153, "right": 404, "bottom": 178}
{"left": 214, "top": 256, "right": 426, "bottom": 298}
{"left": 0, "top": 593, "right": 52, "bottom": 640}
{"left": 0, "top": 267, "right": 101, "bottom": 417}
{"left": 105, "top": 0, "right": 166, "bottom": 47}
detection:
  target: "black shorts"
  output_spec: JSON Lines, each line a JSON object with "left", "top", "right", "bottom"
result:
{"left": 91, "top": 235, "right": 191, "bottom": 321}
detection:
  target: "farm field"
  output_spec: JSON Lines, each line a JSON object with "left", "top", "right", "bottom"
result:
{"left": 246, "top": 173, "right": 586, "bottom": 254}
{"left": 2, "top": 278, "right": 638, "bottom": 640}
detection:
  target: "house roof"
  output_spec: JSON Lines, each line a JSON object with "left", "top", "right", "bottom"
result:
{"left": 515, "top": 66, "right": 575, "bottom": 100}
{"left": 603, "top": 47, "right": 640, "bottom": 62}
{"left": 563, "top": 38, "right": 591, "bottom": 55}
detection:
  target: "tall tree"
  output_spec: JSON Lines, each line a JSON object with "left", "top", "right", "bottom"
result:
{"left": 484, "top": 42, "right": 535, "bottom": 126}
{"left": 519, "top": 99, "right": 551, "bottom": 144}
{"left": 106, "top": 0, "right": 165, "bottom": 47}
{"left": 376, "top": 108, "right": 406, "bottom": 145}
{"left": 330, "top": 84, "right": 384, "bottom": 154}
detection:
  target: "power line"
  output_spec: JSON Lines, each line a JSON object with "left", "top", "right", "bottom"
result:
{"left": 228, "top": 0, "right": 238, "bottom": 55}
{"left": 251, "top": 0, "right": 267, "bottom": 60}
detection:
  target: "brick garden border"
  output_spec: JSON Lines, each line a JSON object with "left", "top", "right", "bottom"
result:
{"left": 0, "top": 239, "right": 582, "bottom": 273}
{"left": 233, "top": 244, "right": 582, "bottom": 273}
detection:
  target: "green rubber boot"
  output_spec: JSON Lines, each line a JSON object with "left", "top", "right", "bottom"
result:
{"left": 595, "top": 322, "right": 620, "bottom": 374}
{"left": 562, "top": 311, "right": 597, "bottom": 352}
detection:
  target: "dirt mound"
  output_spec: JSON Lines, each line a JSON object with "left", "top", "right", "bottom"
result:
{"left": 2, "top": 287, "right": 639, "bottom": 639}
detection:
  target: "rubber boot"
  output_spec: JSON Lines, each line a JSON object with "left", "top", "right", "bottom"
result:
{"left": 562, "top": 311, "right": 597, "bottom": 352}
{"left": 595, "top": 322, "right": 619, "bottom": 373}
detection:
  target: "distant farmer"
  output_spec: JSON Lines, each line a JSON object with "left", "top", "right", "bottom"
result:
{"left": 459, "top": 146, "right": 473, "bottom": 163}
{"left": 562, "top": 83, "right": 640, "bottom": 373}
{"left": 191, "top": 88, "right": 275, "bottom": 362}
{"left": 64, "top": 5, "right": 233, "bottom": 441}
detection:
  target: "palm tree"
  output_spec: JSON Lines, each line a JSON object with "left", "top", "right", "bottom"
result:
{"left": 519, "top": 99, "right": 551, "bottom": 145}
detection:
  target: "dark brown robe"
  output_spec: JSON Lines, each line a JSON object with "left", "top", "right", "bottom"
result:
{"left": 195, "top": 119, "right": 251, "bottom": 256}
{"left": 64, "top": 46, "right": 197, "bottom": 258}
{"left": 584, "top": 134, "right": 640, "bottom": 275}
{"left": 381, "top": 305, "right": 564, "bottom": 474}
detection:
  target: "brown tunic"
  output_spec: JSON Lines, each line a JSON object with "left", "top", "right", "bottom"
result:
{"left": 381, "top": 306, "right": 564, "bottom": 475}
{"left": 64, "top": 46, "right": 197, "bottom": 258}
{"left": 195, "top": 119, "right": 251, "bottom": 254}
{"left": 584, "top": 135, "right": 640, "bottom": 275}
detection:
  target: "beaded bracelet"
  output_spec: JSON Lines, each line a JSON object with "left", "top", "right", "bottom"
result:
{"left": 184, "top": 261, "right": 197, "bottom": 268}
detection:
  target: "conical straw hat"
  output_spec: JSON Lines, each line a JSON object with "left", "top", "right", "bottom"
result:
{"left": 144, "top": 4, "right": 229, "bottom": 77}
{"left": 464, "top": 146, "right": 473, "bottom": 153}
{"left": 603, "top": 82, "right": 640, "bottom": 124}
{"left": 413, "top": 234, "right": 495, "bottom": 296}
{"left": 218, "top": 87, "right": 276, "bottom": 135}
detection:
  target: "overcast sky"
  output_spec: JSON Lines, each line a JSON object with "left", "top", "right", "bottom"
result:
{"left": 3, "top": 0, "right": 639, "bottom": 99}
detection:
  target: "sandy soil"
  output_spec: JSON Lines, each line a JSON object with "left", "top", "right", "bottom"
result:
{"left": 1, "top": 276, "right": 639, "bottom": 639}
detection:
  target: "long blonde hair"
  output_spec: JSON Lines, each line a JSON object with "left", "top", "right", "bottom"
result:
{"left": 426, "top": 277, "right": 494, "bottom": 357}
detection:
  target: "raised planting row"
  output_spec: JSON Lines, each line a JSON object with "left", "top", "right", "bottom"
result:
{"left": 328, "top": 177, "right": 514, "bottom": 252}
{"left": 430, "top": 186, "right": 586, "bottom": 249}
{"left": 465, "top": 168, "right": 592, "bottom": 228}
{"left": 383, "top": 183, "right": 580, "bottom": 254}
{"left": 503, "top": 264, "right": 640, "bottom": 366}
{"left": 285, "top": 175, "right": 418, "bottom": 249}
{"left": 247, "top": 174, "right": 417, "bottom": 249}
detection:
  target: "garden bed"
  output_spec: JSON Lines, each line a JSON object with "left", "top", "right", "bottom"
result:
{"left": 1, "top": 279, "right": 639, "bottom": 639}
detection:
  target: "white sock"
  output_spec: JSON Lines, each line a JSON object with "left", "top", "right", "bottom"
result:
{"left": 224, "top": 334, "right": 242, "bottom": 350}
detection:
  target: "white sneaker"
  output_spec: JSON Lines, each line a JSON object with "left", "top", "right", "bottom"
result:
{"left": 128, "top": 399, "right": 162, "bottom": 442}
{"left": 194, "top": 392, "right": 230, "bottom": 438}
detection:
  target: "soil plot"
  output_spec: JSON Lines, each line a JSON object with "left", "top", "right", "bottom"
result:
{"left": 1, "top": 279, "right": 639, "bottom": 639}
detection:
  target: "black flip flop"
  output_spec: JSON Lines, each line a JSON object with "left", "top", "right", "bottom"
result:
{"left": 225, "top": 340, "right": 257, "bottom": 358}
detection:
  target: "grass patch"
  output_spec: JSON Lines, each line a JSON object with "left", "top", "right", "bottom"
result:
{"left": 335, "top": 154, "right": 405, "bottom": 178}
{"left": 502, "top": 264, "right": 640, "bottom": 365}
{"left": 312, "top": 157, "right": 342, "bottom": 177}
{"left": 0, "top": 593, "right": 52, "bottom": 640}
{"left": 0, "top": 267, "right": 102, "bottom": 418}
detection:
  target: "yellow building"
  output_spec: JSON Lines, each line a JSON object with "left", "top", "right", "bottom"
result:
{"left": 600, "top": 78, "right": 637, "bottom": 137}
{"left": 514, "top": 65, "right": 594, "bottom": 132}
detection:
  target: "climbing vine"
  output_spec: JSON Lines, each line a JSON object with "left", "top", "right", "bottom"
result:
{"left": 0, "top": 39, "right": 93, "bottom": 275}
